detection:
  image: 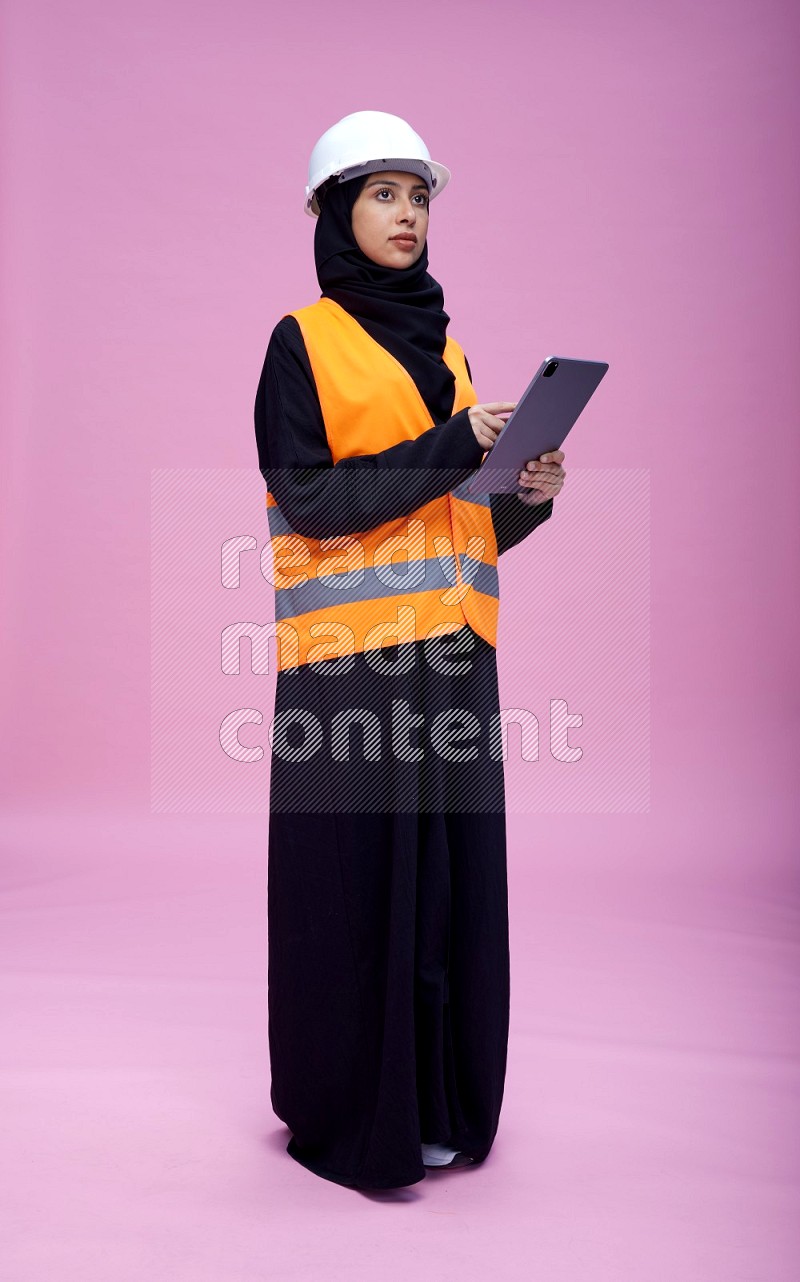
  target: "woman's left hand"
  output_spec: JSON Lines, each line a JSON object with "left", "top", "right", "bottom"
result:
{"left": 517, "top": 449, "right": 566, "bottom": 506}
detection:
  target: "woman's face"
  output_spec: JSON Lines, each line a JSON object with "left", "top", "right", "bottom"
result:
{"left": 350, "top": 170, "right": 430, "bottom": 269}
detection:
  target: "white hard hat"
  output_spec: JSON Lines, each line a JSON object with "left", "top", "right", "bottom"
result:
{"left": 304, "top": 110, "right": 451, "bottom": 219}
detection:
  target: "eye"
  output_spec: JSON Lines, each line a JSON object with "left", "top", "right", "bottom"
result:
{"left": 375, "top": 188, "right": 429, "bottom": 207}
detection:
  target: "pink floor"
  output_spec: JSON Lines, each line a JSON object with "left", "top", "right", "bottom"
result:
{"left": 1, "top": 804, "right": 796, "bottom": 1281}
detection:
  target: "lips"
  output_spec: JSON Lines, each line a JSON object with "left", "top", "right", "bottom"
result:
{"left": 390, "top": 235, "right": 417, "bottom": 244}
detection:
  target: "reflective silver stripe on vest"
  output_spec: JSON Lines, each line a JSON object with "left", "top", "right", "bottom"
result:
{"left": 273, "top": 553, "right": 499, "bottom": 621}
{"left": 460, "top": 555, "right": 499, "bottom": 600}
{"left": 274, "top": 555, "right": 464, "bottom": 621}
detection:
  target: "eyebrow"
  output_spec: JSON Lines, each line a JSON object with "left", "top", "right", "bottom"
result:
{"left": 364, "top": 179, "right": 429, "bottom": 192}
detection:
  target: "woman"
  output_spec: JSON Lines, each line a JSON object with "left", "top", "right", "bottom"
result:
{"left": 254, "top": 111, "right": 565, "bottom": 1190}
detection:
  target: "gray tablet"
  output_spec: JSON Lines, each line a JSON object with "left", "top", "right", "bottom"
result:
{"left": 466, "top": 355, "right": 609, "bottom": 494}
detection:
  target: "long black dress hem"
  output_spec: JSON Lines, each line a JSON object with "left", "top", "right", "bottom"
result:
{"left": 286, "top": 1135, "right": 428, "bottom": 1190}
{"left": 284, "top": 1134, "right": 493, "bottom": 1190}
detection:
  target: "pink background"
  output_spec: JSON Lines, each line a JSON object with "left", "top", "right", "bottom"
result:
{"left": 1, "top": 0, "right": 798, "bottom": 1277}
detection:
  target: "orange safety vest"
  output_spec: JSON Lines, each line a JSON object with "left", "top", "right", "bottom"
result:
{"left": 265, "top": 296, "right": 499, "bottom": 671}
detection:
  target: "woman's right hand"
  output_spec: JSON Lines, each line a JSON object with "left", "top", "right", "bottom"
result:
{"left": 468, "top": 402, "right": 517, "bottom": 450}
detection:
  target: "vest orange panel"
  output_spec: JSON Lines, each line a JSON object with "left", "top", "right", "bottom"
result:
{"left": 265, "top": 296, "right": 500, "bottom": 672}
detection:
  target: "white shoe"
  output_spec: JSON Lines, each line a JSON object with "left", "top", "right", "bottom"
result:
{"left": 421, "top": 1141, "right": 461, "bottom": 1167}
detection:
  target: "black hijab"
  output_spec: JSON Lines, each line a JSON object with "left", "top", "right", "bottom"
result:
{"left": 313, "top": 175, "right": 457, "bottom": 425}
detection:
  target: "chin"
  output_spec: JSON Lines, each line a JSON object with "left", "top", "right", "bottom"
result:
{"left": 387, "top": 250, "right": 421, "bottom": 267}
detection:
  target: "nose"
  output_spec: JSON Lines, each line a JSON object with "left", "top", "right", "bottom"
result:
{"left": 396, "top": 197, "right": 417, "bottom": 223}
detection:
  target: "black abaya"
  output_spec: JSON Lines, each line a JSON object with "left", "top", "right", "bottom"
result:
{"left": 254, "top": 315, "right": 553, "bottom": 1189}
{"left": 267, "top": 630, "right": 510, "bottom": 1188}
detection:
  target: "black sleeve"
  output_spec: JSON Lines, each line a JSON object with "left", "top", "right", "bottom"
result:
{"left": 463, "top": 352, "right": 555, "bottom": 556}
{"left": 489, "top": 491, "right": 554, "bottom": 555}
{"left": 254, "top": 315, "right": 486, "bottom": 540}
